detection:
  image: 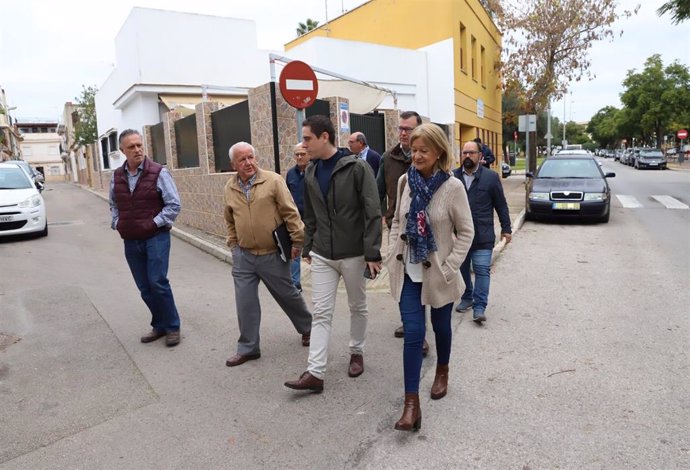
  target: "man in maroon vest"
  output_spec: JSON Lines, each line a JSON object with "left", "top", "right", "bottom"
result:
{"left": 109, "top": 129, "right": 182, "bottom": 347}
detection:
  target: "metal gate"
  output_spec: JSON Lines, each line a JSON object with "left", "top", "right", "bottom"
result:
{"left": 211, "top": 100, "right": 251, "bottom": 172}
{"left": 150, "top": 122, "right": 166, "bottom": 165}
{"left": 174, "top": 114, "right": 199, "bottom": 168}
{"left": 351, "top": 112, "right": 385, "bottom": 154}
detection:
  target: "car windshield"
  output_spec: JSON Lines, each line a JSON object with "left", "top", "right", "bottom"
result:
{"left": 0, "top": 167, "right": 32, "bottom": 189}
{"left": 640, "top": 151, "right": 663, "bottom": 157}
{"left": 537, "top": 159, "right": 602, "bottom": 179}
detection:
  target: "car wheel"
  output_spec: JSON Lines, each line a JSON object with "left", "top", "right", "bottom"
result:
{"left": 598, "top": 210, "right": 610, "bottom": 223}
{"left": 38, "top": 221, "right": 48, "bottom": 237}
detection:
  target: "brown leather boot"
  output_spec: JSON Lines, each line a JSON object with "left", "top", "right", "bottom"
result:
{"left": 430, "top": 364, "right": 449, "bottom": 400}
{"left": 394, "top": 393, "right": 422, "bottom": 432}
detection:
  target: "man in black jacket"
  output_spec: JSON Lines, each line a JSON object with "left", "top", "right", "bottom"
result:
{"left": 453, "top": 140, "right": 511, "bottom": 323}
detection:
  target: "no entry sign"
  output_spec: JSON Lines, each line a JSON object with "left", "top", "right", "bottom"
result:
{"left": 279, "top": 61, "right": 318, "bottom": 109}
{"left": 677, "top": 129, "right": 688, "bottom": 140}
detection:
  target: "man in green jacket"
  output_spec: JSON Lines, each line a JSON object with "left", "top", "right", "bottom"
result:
{"left": 285, "top": 115, "right": 382, "bottom": 393}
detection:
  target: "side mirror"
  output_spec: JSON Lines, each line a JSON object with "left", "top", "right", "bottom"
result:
{"left": 35, "top": 181, "right": 44, "bottom": 191}
{"left": 605, "top": 172, "right": 616, "bottom": 178}
{"left": 526, "top": 171, "right": 534, "bottom": 178}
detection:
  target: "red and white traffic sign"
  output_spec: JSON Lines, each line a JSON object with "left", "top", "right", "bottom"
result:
{"left": 279, "top": 61, "right": 319, "bottom": 110}
{"left": 677, "top": 129, "right": 688, "bottom": 140}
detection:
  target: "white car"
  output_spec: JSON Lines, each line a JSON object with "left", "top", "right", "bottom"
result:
{"left": 0, "top": 163, "right": 48, "bottom": 237}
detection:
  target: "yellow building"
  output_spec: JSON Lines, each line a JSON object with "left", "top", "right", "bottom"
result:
{"left": 285, "top": 0, "right": 503, "bottom": 156}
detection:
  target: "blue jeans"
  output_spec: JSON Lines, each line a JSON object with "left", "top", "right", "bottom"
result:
{"left": 459, "top": 249, "right": 492, "bottom": 312}
{"left": 124, "top": 231, "right": 180, "bottom": 332}
{"left": 290, "top": 257, "right": 301, "bottom": 289}
{"left": 399, "top": 275, "right": 453, "bottom": 393}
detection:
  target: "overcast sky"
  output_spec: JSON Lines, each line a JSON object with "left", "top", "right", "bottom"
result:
{"left": 1, "top": 0, "right": 688, "bottom": 123}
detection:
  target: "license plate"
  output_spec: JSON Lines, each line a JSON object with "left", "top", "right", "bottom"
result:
{"left": 650, "top": 162, "right": 658, "bottom": 166}
{"left": 0, "top": 215, "right": 14, "bottom": 222}
{"left": 552, "top": 202, "right": 580, "bottom": 210}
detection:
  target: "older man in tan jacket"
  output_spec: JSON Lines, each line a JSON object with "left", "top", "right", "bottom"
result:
{"left": 223, "top": 142, "right": 312, "bottom": 368}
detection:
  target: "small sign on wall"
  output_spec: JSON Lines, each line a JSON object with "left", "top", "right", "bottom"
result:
{"left": 340, "top": 102, "right": 350, "bottom": 133}
{"left": 477, "top": 99, "right": 484, "bottom": 119}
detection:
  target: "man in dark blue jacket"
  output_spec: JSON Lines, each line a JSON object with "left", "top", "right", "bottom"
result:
{"left": 473, "top": 137, "right": 495, "bottom": 168}
{"left": 453, "top": 140, "right": 511, "bottom": 323}
{"left": 286, "top": 143, "right": 309, "bottom": 292}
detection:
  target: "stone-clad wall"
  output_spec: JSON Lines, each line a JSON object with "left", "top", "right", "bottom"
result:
{"left": 91, "top": 82, "right": 395, "bottom": 237}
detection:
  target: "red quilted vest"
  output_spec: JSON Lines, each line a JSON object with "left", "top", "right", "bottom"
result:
{"left": 113, "top": 157, "right": 168, "bottom": 240}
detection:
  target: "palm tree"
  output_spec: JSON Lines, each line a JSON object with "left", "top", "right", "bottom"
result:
{"left": 657, "top": 0, "right": 690, "bottom": 24}
{"left": 296, "top": 18, "right": 320, "bottom": 36}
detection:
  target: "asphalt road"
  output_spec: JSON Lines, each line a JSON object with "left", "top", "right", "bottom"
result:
{"left": 1, "top": 178, "right": 688, "bottom": 469}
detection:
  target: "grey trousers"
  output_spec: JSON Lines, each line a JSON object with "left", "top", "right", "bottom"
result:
{"left": 232, "top": 247, "right": 312, "bottom": 356}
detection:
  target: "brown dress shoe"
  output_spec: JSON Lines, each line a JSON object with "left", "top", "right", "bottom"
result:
{"left": 225, "top": 353, "right": 261, "bottom": 367}
{"left": 284, "top": 371, "right": 324, "bottom": 392}
{"left": 302, "top": 332, "right": 310, "bottom": 347}
{"left": 430, "top": 364, "right": 449, "bottom": 400}
{"left": 348, "top": 354, "right": 364, "bottom": 377}
{"left": 394, "top": 325, "right": 404, "bottom": 338}
{"left": 140, "top": 329, "right": 166, "bottom": 343}
{"left": 394, "top": 393, "right": 422, "bottom": 431}
{"left": 165, "top": 331, "right": 181, "bottom": 347}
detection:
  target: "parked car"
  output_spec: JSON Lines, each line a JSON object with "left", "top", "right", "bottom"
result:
{"left": 525, "top": 155, "right": 615, "bottom": 223}
{"left": 3, "top": 160, "right": 44, "bottom": 191}
{"left": 554, "top": 149, "right": 590, "bottom": 157}
{"left": 0, "top": 163, "right": 48, "bottom": 237}
{"left": 635, "top": 149, "right": 667, "bottom": 170}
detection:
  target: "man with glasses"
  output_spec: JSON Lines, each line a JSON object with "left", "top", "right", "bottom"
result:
{"left": 377, "top": 111, "right": 421, "bottom": 230}
{"left": 286, "top": 143, "right": 310, "bottom": 292}
{"left": 348, "top": 131, "right": 381, "bottom": 176}
{"left": 378, "top": 111, "right": 428, "bottom": 353}
{"left": 453, "top": 140, "right": 511, "bottom": 323}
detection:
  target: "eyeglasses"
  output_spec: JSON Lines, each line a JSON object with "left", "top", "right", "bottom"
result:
{"left": 461, "top": 151, "right": 479, "bottom": 156}
{"left": 294, "top": 152, "right": 307, "bottom": 157}
{"left": 398, "top": 126, "right": 415, "bottom": 133}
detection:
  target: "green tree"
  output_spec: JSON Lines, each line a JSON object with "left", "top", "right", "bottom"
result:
{"left": 73, "top": 85, "right": 98, "bottom": 146}
{"left": 620, "top": 55, "right": 690, "bottom": 148}
{"left": 296, "top": 18, "right": 319, "bottom": 36}
{"left": 587, "top": 106, "right": 620, "bottom": 148}
{"left": 657, "top": 0, "right": 690, "bottom": 24}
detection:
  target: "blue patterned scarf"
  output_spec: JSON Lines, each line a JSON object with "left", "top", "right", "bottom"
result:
{"left": 404, "top": 166, "right": 449, "bottom": 264}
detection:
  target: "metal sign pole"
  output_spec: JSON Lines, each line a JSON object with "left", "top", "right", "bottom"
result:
{"left": 296, "top": 108, "right": 305, "bottom": 142}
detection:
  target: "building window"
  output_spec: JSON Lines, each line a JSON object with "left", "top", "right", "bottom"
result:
{"left": 108, "top": 132, "right": 117, "bottom": 154}
{"left": 471, "top": 36, "right": 477, "bottom": 81}
{"left": 459, "top": 23, "right": 467, "bottom": 72}
{"left": 100, "top": 137, "right": 110, "bottom": 170}
{"left": 480, "top": 45, "right": 486, "bottom": 86}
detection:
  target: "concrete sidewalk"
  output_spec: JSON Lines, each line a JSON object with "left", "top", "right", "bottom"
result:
{"left": 81, "top": 170, "right": 527, "bottom": 292}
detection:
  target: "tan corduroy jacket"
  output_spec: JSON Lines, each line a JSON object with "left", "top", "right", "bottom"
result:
{"left": 224, "top": 169, "right": 304, "bottom": 255}
{"left": 384, "top": 173, "right": 475, "bottom": 308}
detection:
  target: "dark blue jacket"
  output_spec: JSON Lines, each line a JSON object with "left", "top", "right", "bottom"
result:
{"left": 453, "top": 165, "right": 511, "bottom": 250}
{"left": 286, "top": 164, "right": 306, "bottom": 219}
{"left": 363, "top": 148, "right": 381, "bottom": 176}
{"left": 480, "top": 144, "right": 495, "bottom": 168}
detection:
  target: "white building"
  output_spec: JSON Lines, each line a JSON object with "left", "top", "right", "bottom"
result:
{"left": 95, "top": 7, "right": 270, "bottom": 170}
{"left": 95, "top": 7, "right": 453, "bottom": 169}
{"left": 17, "top": 121, "right": 65, "bottom": 182}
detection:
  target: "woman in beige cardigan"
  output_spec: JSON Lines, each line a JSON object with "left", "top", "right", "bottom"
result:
{"left": 384, "top": 123, "right": 474, "bottom": 431}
